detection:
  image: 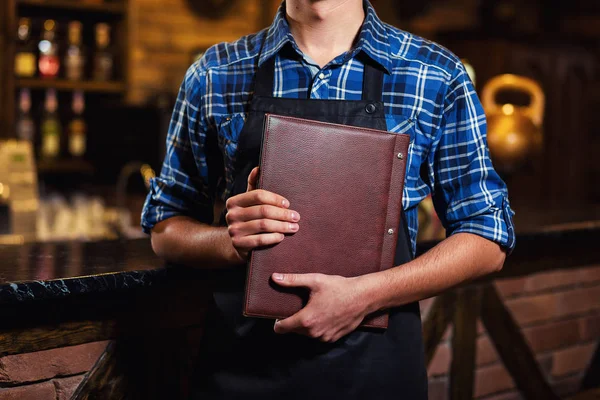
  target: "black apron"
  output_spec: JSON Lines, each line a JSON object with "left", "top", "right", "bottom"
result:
{"left": 191, "top": 55, "right": 428, "bottom": 400}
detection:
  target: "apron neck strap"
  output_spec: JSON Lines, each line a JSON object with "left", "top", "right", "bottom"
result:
{"left": 254, "top": 56, "right": 276, "bottom": 97}
{"left": 362, "top": 62, "right": 384, "bottom": 102}
{"left": 253, "top": 55, "right": 384, "bottom": 101}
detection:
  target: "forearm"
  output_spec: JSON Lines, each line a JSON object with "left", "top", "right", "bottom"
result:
{"left": 363, "top": 232, "right": 506, "bottom": 312}
{"left": 150, "top": 216, "right": 243, "bottom": 268}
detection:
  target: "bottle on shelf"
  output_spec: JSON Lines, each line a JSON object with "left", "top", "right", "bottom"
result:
{"left": 68, "top": 90, "right": 87, "bottom": 158}
{"left": 16, "top": 89, "right": 35, "bottom": 142}
{"left": 40, "top": 89, "right": 62, "bottom": 159}
{"left": 38, "top": 19, "right": 60, "bottom": 79}
{"left": 64, "top": 21, "right": 86, "bottom": 81}
{"left": 15, "top": 18, "right": 37, "bottom": 78}
{"left": 93, "top": 23, "right": 114, "bottom": 81}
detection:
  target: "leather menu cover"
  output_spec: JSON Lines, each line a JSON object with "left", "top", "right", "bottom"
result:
{"left": 243, "top": 114, "right": 410, "bottom": 329}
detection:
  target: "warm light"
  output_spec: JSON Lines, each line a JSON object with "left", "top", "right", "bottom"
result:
{"left": 44, "top": 20, "right": 55, "bottom": 31}
{"left": 9, "top": 172, "right": 35, "bottom": 184}
{"left": 0, "top": 183, "right": 8, "bottom": 199}
{"left": 12, "top": 199, "right": 39, "bottom": 212}
{"left": 502, "top": 104, "right": 514, "bottom": 115}
{"left": 140, "top": 164, "right": 156, "bottom": 189}
{"left": 0, "top": 235, "right": 24, "bottom": 245}
{"left": 462, "top": 59, "right": 476, "bottom": 87}
{"left": 506, "top": 132, "right": 519, "bottom": 146}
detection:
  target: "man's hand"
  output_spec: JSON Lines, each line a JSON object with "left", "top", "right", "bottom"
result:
{"left": 225, "top": 167, "right": 301, "bottom": 260}
{"left": 272, "top": 272, "right": 373, "bottom": 342}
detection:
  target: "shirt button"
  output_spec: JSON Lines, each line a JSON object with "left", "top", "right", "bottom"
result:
{"left": 318, "top": 72, "right": 326, "bottom": 80}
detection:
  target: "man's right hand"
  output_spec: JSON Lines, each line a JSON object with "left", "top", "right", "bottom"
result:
{"left": 225, "top": 167, "right": 300, "bottom": 261}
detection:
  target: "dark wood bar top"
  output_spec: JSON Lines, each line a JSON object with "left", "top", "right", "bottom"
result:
{"left": 0, "top": 205, "right": 598, "bottom": 305}
{"left": 0, "top": 239, "right": 165, "bottom": 304}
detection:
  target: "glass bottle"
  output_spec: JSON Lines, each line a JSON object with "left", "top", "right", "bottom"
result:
{"left": 38, "top": 20, "right": 60, "bottom": 79}
{"left": 93, "top": 23, "right": 114, "bottom": 81}
{"left": 41, "top": 89, "right": 61, "bottom": 158}
{"left": 68, "top": 90, "right": 86, "bottom": 157}
{"left": 15, "top": 18, "right": 37, "bottom": 78}
{"left": 65, "top": 21, "right": 85, "bottom": 81}
{"left": 16, "top": 89, "right": 35, "bottom": 142}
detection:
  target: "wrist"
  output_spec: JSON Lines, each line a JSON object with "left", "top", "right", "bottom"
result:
{"left": 218, "top": 227, "right": 245, "bottom": 266}
{"left": 355, "top": 273, "right": 388, "bottom": 315}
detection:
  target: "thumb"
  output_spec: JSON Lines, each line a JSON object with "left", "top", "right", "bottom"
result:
{"left": 247, "top": 167, "right": 260, "bottom": 192}
{"left": 272, "top": 273, "right": 321, "bottom": 289}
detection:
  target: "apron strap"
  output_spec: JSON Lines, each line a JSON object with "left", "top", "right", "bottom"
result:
{"left": 254, "top": 56, "right": 276, "bottom": 97}
{"left": 362, "top": 62, "right": 384, "bottom": 102}
{"left": 254, "top": 55, "right": 385, "bottom": 101}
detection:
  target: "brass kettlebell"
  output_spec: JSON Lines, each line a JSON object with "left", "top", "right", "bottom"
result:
{"left": 481, "top": 74, "right": 545, "bottom": 173}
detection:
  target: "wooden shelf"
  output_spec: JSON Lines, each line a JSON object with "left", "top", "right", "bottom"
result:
{"left": 16, "top": 78, "right": 126, "bottom": 93}
{"left": 37, "top": 158, "right": 95, "bottom": 174}
{"left": 17, "top": 0, "right": 125, "bottom": 14}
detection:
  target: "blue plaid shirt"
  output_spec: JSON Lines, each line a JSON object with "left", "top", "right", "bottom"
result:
{"left": 142, "top": 0, "right": 516, "bottom": 255}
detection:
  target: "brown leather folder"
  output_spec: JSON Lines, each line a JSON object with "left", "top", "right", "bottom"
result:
{"left": 243, "top": 114, "right": 410, "bottom": 329}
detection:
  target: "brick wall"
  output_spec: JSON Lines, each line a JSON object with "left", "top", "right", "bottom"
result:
{"left": 0, "top": 342, "right": 108, "bottom": 400}
{"left": 4, "top": 266, "right": 599, "bottom": 399}
{"left": 425, "top": 264, "right": 600, "bottom": 400}
{"left": 126, "top": 0, "right": 280, "bottom": 104}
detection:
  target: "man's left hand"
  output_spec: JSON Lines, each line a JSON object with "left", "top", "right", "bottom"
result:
{"left": 271, "top": 272, "right": 373, "bottom": 342}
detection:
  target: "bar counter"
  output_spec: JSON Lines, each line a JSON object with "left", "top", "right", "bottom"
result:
{"left": 2, "top": 216, "right": 599, "bottom": 304}
{"left": 0, "top": 215, "right": 598, "bottom": 399}
{"left": 0, "top": 239, "right": 164, "bottom": 304}
{"left": 0, "top": 238, "right": 212, "bottom": 399}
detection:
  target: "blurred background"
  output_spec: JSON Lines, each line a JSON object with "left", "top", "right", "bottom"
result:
{"left": 0, "top": 0, "right": 599, "bottom": 243}
{"left": 0, "top": 1, "right": 599, "bottom": 400}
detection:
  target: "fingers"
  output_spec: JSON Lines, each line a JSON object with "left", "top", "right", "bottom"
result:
{"left": 228, "top": 219, "right": 299, "bottom": 238}
{"left": 274, "top": 310, "right": 356, "bottom": 343}
{"left": 226, "top": 167, "right": 301, "bottom": 259}
{"left": 271, "top": 273, "right": 322, "bottom": 289}
{"left": 226, "top": 204, "right": 299, "bottom": 225}
{"left": 231, "top": 232, "right": 285, "bottom": 250}
{"left": 247, "top": 167, "right": 259, "bottom": 192}
{"left": 227, "top": 189, "right": 290, "bottom": 209}
{"left": 272, "top": 307, "right": 338, "bottom": 342}
{"left": 273, "top": 309, "right": 313, "bottom": 335}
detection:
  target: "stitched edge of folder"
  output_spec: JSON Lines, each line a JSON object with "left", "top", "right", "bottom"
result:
{"left": 271, "top": 114, "right": 392, "bottom": 136}
{"left": 244, "top": 114, "right": 273, "bottom": 317}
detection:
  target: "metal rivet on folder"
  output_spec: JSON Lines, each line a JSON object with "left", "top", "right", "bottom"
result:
{"left": 387, "top": 229, "right": 394, "bottom": 235}
{"left": 397, "top": 152, "right": 404, "bottom": 160}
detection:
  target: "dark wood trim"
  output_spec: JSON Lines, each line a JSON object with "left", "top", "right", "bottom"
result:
{"left": 37, "top": 158, "right": 95, "bottom": 174}
{"left": 581, "top": 343, "right": 600, "bottom": 391}
{"left": 0, "top": 0, "right": 5, "bottom": 138}
{"left": 449, "top": 287, "right": 481, "bottom": 400}
{"left": 122, "top": 0, "right": 130, "bottom": 97}
{"left": 481, "top": 286, "right": 560, "bottom": 400}
{"left": 16, "top": 78, "right": 126, "bottom": 93}
{"left": 1, "top": 0, "right": 16, "bottom": 139}
{"left": 72, "top": 341, "right": 127, "bottom": 400}
{"left": 17, "top": 0, "right": 125, "bottom": 14}
{"left": 422, "top": 291, "right": 456, "bottom": 366}
{"left": 567, "top": 388, "right": 600, "bottom": 400}
{"left": 0, "top": 320, "right": 117, "bottom": 357}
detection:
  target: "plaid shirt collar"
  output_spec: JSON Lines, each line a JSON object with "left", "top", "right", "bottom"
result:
{"left": 258, "top": 0, "right": 392, "bottom": 73}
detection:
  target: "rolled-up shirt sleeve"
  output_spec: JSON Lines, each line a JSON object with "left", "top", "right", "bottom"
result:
{"left": 430, "top": 65, "right": 516, "bottom": 253}
{"left": 141, "top": 64, "right": 214, "bottom": 233}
